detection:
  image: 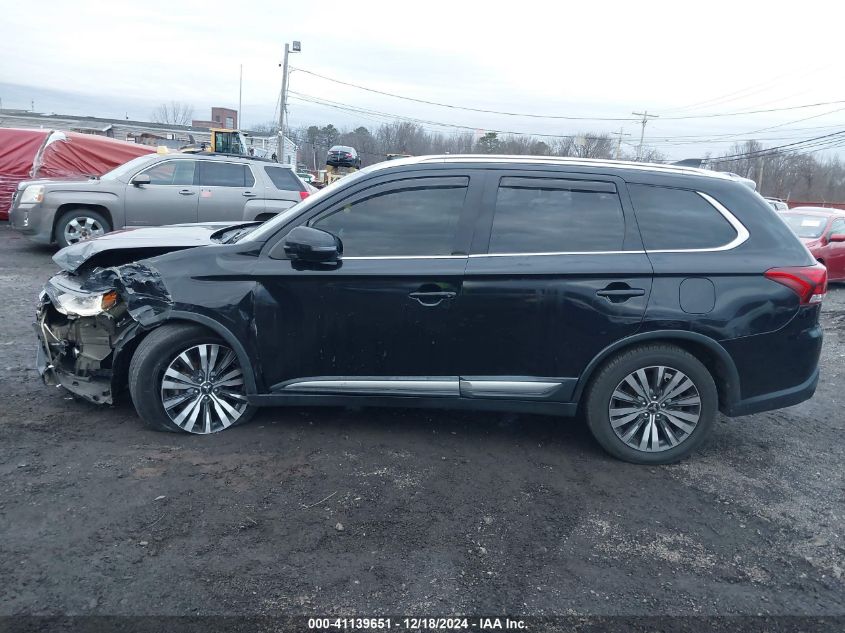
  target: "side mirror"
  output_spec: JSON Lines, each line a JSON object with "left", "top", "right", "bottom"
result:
{"left": 271, "top": 226, "right": 342, "bottom": 262}
{"left": 829, "top": 233, "right": 845, "bottom": 243}
{"left": 131, "top": 173, "right": 151, "bottom": 186}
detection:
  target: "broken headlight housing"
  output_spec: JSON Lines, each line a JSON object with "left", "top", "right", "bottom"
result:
{"left": 52, "top": 290, "right": 118, "bottom": 317}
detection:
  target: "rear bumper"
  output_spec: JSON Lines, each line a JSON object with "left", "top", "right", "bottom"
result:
{"left": 723, "top": 366, "right": 819, "bottom": 416}
{"left": 721, "top": 307, "right": 823, "bottom": 417}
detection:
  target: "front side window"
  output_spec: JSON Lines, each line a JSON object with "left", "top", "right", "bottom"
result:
{"left": 311, "top": 177, "right": 468, "bottom": 257}
{"left": 141, "top": 160, "right": 196, "bottom": 186}
{"left": 201, "top": 162, "right": 250, "bottom": 187}
{"left": 828, "top": 218, "right": 845, "bottom": 237}
{"left": 628, "top": 184, "right": 738, "bottom": 250}
{"left": 488, "top": 177, "right": 625, "bottom": 253}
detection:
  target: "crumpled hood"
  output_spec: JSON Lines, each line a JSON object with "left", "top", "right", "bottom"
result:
{"left": 52, "top": 222, "right": 243, "bottom": 272}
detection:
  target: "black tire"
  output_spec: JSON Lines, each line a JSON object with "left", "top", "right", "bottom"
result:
{"left": 55, "top": 208, "right": 111, "bottom": 248}
{"left": 584, "top": 344, "right": 718, "bottom": 465}
{"left": 128, "top": 323, "right": 257, "bottom": 433}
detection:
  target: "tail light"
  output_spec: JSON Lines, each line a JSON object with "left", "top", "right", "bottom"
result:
{"left": 299, "top": 190, "right": 310, "bottom": 200}
{"left": 764, "top": 264, "right": 827, "bottom": 305}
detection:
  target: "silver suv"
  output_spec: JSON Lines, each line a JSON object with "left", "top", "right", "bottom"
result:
{"left": 9, "top": 153, "right": 311, "bottom": 247}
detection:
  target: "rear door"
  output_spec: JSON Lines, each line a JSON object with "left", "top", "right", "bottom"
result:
{"left": 454, "top": 171, "right": 652, "bottom": 401}
{"left": 197, "top": 161, "right": 256, "bottom": 221}
{"left": 124, "top": 159, "right": 199, "bottom": 226}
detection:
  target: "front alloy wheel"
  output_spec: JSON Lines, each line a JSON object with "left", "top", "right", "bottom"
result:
{"left": 128, "top": 324, "right": 256, "bottom": 433}
{"left": 161, "top": 343, "right": 248, "bottom": 433}
{"left": 64, "top": 216, "right": 106, "bottom": 244}
{"left": 609, "top": 366, "right": 701, "bottom": 452}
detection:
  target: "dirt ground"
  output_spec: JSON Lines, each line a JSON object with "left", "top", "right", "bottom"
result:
{"left": 1, "top": 223, "right": 843, "bottom": 621}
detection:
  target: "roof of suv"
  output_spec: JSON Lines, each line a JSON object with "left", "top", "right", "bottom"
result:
{"left": 150, "top": 153, "right": 294, "bottom": 166}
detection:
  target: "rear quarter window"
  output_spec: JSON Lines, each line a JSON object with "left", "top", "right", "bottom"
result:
{"left": 265, "top": 166, "right": 304, "bottom": 191}
{"left": 628, "top": 184, "right": 738, "bottom": 250}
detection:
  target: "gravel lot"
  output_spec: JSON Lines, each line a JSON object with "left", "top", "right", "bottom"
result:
{"left": 0, "top": 223, "right": 843, "bottom": 621}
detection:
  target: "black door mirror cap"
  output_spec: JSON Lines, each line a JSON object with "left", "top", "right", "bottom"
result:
{"left": 132, "top": 173, "right": 151, "bottom": 186}
{"left": 271, "top": 226, "right": 342, "bottom": 263}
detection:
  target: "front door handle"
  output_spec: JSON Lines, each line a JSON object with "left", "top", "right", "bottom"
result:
{"left": 408, "top": 291, "right": 456, "bottom": 306}
{"left": 242, "top": 191, "right": 257, "bottom": 197}
{"left": 178, "top": 189, "right": 195, "bottom": 196}
{"left": 597, "top": 285, "right": 645, "bottom": 303}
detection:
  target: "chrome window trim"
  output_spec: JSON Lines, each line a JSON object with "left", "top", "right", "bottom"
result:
{"left": 331, "top": 192, "right": 748, "bottom": 260}
{"left": 468, "top": 250, "right": 645, "bottom": 258}
{"left": 643, "top": 191, "right": 750, "bottom": 254}
{"left": 342, "top": 254, "right": 467, "bottom": 260}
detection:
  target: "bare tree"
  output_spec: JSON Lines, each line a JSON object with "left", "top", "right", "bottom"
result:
{"left": 249, "top": 120, "right": 280, "bottom": 134}
{"left": 151, "top": 101, "right": 195, "bottom": 126}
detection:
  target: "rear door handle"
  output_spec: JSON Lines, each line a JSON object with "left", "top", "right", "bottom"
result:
{"left": 408, "top": 291, "right": 456, "bottom": 306}
{"left": 178, "top": 189, "right": 195, "bottom": 196}
{"left": 242, "top": 191, "right": 257, "bottom": 197}
{"left": 597, "top": 286, "right": 645, "bottom": 303}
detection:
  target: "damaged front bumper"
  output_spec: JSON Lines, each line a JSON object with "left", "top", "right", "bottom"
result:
{"left": 35, "top": 263, "right": 173, "bottom": 405}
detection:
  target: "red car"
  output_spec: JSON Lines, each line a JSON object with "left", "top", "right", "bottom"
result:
{"left": 781, "top": 207, "right": 845, "bottom": 281}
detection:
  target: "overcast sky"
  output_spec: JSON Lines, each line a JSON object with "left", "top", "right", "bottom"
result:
{"left": 2, "top": 0, "right": 845, "bottom": 159}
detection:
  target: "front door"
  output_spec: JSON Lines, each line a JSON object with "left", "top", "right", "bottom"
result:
{"left": 197, "top": 161, "right": 258, "bottom": 222}
{"left": 250, "top": 172, "right": 481, "bottom": 394}
{"left": 124, "top": 159, "right": 199, "bottom": 226}
{"left": 454, "top": 172, "right": 653, "bottom": 401}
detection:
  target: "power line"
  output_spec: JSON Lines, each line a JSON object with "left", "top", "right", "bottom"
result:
{"left": 291, "top": 67, "right": 639, "bottom": 121}
{"left": 292, "top": 65, "right": 845, "bottom": 123}
{"left": 290, "top": 91, "right": 615, "bottom": 140}
{"left": 711, "top": 130, "right": 845, "bottom": 161}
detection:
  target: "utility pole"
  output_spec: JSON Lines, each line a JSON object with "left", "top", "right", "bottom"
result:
{"left": 278, "top": 40, "right": 301, "bottom": 164}
{"left": 632, "top": 110, "right": 658, "bottom": 161}
{"left": 614, "top": 127, "right": 631, "bottom": 160}
{"left": 238, "top": 64, "right": 243, "bottom": 130}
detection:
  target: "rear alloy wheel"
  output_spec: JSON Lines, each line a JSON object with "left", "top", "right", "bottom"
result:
{"left": 55, "top": 209, "right": 110, "bottom": 248}
{"left": 608, "top": 366, "right": 701, "bottom": 452}
{"left": 129, "top": 324, "right": 256, "bottom": 433}
{"left": 585, "top": 344, "right": 717, "bottom": 464}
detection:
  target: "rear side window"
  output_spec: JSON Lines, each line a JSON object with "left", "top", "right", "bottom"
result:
{"left": 489, "top": 177, "right": 625, "bottom": 253}
{"left": 264, "top": 166, "right": 304, "bottom": 191}
{"left": 628, "top": 184, "right": 737, "bottom": 250}
{"left": 200, "top": 162, "right": 251, "bottom": 187}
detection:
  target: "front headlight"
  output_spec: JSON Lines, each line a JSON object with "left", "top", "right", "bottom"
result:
{"left": 20, "top": 185, "right": 45, "bottom": 204}
{"left": 53, "top": 291, "right": 118, "bottom": 317}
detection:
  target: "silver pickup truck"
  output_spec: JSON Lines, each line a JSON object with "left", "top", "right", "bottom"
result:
{"left": 9, "top": 153, "right": 312, "bottom": 247}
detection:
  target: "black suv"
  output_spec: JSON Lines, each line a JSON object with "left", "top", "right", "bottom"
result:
{"left": 36, "top": 156, "right": 825, "bottom": 464}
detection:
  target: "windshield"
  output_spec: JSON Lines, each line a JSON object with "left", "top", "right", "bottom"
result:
{"left": 783, "top": 214, "right": 828, "bottom": 239}
{"left": 241, "top": 167, "right": 373, "bottom": 243}
{"left": 99, "top": 154, "right": 156, "bottom": 181}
